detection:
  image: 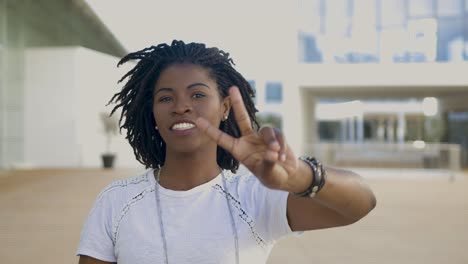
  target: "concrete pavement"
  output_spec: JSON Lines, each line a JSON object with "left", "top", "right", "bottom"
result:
{"left": 0, "top": 169, "right": 467, "bottom": 264}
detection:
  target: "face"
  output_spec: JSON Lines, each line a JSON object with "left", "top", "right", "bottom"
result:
{"left": 153, "top": 63, "right": 230, "bottom": 154}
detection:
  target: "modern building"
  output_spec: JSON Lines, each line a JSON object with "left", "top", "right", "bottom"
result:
{"left": 253, "top": 0, "right": 468, "bottom": 169}
{"left": 2, "top": 0, "right": 467, "bottom": 171}
{"left": 0, "top": 0, "right": 133, "bottom": 169}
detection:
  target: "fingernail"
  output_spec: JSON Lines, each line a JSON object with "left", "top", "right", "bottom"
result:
{"left": 281, "top": 154, "right": 286, "bottom": 161}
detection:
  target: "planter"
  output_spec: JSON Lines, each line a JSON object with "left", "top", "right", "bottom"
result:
{"left": 101, "top": 154, "right": 116, "bottom": 169}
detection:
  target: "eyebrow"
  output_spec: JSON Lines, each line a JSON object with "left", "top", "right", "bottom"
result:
{"left": 155, "top": 83, "right": 210, "bottom": 95}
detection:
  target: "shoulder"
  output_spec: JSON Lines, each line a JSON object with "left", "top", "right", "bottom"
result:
{"left": 222, "top": 167, "right": 258, "bottom": 190}
{"left": 94, "top": 169, "right": 155, "bottom": 209}
{"left": 222, "top": 167, "right": 273, "bottom": 202}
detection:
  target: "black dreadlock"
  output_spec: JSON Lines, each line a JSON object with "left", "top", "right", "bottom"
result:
{"left": 108, "top": 40, "right": 259, "bottom": 173}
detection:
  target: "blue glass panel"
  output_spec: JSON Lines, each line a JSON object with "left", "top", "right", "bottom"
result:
{"left": 325, "top": 0, "right": 349, "bottom": 36}
{"left": 265, "top": 82, "right": 283, "bottom": 103}
{"left": 299, "top": 33, "right": 323, "bottom": 63}
{"left": 405, "top": 18, "right": 438, "bottom": 62}
{"left": 437, "top": 0, "right": 462, "bottom": 16}
{"left": 465, "top": 17, "right": 468, "bottom": 60}
{"left": 338, "top": 0, "right": 378, "bottom": 63}
{"left": 247, "top": 80, "right": 256, "bottom": 103}
{"left": 297, "top": 0, "right": 322, "bottom": 33}
{"left": 437, "top": 17, "right": 464, "bottom": 61}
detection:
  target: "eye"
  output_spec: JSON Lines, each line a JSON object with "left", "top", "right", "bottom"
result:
{"left": 192, "top": 93, "right": 206, "bottom": 99}
{"left": 158, "top": 96, "right": 172, "bottom": 102}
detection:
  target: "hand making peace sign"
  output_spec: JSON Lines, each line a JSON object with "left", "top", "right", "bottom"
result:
{"left": 195, "top": 86, "right": 300, "bottom": 190}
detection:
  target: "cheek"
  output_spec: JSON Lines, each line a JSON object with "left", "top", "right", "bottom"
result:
{"left": 198, "top": 102, "right": 223, "bottom": 121}
{"left": 152, "top": 103, "right": 166, "bottom": 122}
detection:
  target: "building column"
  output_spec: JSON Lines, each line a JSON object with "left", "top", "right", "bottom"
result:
{"left": 377, "top": 118, "right": 385, "bottom": 142}
{"left": 397, "top": 112, "right": 406, "bottom": 144}
{"left": 341, "top": 118, "right": 347, "bottom": 142}
{"left": 357, "top": 114, "right": 364, "bottom": 143}
{"left": 282, "top": 79, "right": 306, "bottom": 155}
{"left": 349, "top": 116, "right": 355, "bottom": 143}
{"left": 386, "top": 116, "right": 395, "bottom": 142}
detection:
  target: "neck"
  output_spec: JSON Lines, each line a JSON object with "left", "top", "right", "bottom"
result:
{"left": 157, "top": 146, "right": 221, "bottom": 191}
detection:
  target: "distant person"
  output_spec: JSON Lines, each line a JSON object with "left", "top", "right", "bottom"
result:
{"left": 76, "top": 40, "right": 376, "bottom": 264}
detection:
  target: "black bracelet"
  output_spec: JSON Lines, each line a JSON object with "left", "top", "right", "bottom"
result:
{"left": 295, "top": 156, "right": 327, "bottom": 198}
{"left": 315, "top": 159, "right": 327, "bottom": 192}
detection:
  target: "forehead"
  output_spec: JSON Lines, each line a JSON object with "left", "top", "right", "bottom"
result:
{"left": 155, "top": 63, "right": 215, "bottom": 87}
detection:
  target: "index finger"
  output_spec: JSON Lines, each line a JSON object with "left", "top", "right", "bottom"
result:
{"left": 195, "top": 117, "right": 236, "bottom": 154}
{"left": 229, "top": 86, "right": 253, "bottom": 136}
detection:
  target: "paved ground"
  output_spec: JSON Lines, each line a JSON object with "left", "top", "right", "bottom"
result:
{"left": 0, "top": 168, "right": 467, "bottom": 264}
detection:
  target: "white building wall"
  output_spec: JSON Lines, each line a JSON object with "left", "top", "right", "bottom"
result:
{"left": 74, "top": 48, "right": 141, "bottom": 168}
{"left": 24, "top": 47, "right": 142, "bottom": 169}
{"left": 24, "top": 48, "right": 78, "bottom": 167}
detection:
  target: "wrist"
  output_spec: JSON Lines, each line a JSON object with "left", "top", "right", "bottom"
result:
{"left": 293, "top": 157, "right": 327, "bottom": 198}
{"left": 283, "top": 158, "right": 313, "bottom": 193}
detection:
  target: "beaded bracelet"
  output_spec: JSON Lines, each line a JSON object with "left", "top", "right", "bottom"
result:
{"left": 295, "top": 156, "right": 327, "bottom": 198}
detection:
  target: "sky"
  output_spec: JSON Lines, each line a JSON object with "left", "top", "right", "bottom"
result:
{"left": 85, "top": 0, "right": 299, "bottom": 76}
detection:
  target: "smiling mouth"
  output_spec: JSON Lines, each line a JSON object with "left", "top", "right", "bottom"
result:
{"left": 171, "top": 122, "right": 196, "bottom": 131}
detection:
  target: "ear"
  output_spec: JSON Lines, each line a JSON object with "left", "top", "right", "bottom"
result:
{"left": 221, "top": 96, "right": 231, "bottom": 119}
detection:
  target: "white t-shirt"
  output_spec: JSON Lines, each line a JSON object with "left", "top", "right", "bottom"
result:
{"left": 76, "top": 169, "right": 297, "bottom": 263}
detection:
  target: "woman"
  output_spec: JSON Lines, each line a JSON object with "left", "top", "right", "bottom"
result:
{"left": 77, "top": 40, "right": 376, "bottom": 264}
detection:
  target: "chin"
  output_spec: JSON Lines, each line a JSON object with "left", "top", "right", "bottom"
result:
{"left": 169, "top": 141, "right": 202, "bottom": 154}
{"left": 168, "top": 139, "right": 216, "bottom": 155}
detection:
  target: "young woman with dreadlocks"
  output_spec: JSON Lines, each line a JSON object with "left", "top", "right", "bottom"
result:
{"left": 77, "top": 40, "right": 376, "bottom": 264}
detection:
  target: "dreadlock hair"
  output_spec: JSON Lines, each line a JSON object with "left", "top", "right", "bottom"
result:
{"left": 108, "top": 40, "right": 259, "bottom": 173}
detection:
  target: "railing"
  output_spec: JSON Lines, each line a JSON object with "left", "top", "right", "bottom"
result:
{"left": 304, "top": 142, "right": 462, "bottom": 176}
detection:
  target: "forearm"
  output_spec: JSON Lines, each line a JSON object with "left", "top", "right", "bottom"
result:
{"left": 282, "top": 160, "right": 377, "bottom": 221}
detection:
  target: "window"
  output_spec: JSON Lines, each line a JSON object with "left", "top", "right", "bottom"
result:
{"left": 265, "top": 82, "right": 282, "bottom": 103}
{"left": 297, "top": 0, "right": 322, "bottom": 34}
{"left": 318, "top": 121, "right": 341, "bottom": 141}
{"left": 297, "top": 0, "right": 468, "bottom": 64}
{"left": 437, "top": 17, "right": 464, "bottom": 61}
{"left": 465, "top": 16, "right": 468, "bottom": 60}
{"left": 406, "top": 18, "right": 438, "bottom": 62}
{"left": 437, "top": 0, "right": 462, "bottom": 16}
{"left": 325, "top": 0, "right": 350, "bottom": 36}
{"left": 408, "top": 0, "right": 434, "bottom": 17}
{"left": 297, "top": 0, "right": 324, "bottom": 63}
{"left": 299, "top": 33, "right": 323, "bottom": 62}
{"left": 247, "top": 80, "right": 257, "bottom": 103}
{"left": 346, "top": 0, "right": 379, "bottom": 63}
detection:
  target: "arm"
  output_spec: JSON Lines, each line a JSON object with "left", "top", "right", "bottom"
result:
{"left": 78, "top": 255, "right": 116, "bottom": 264}
{"left": 196, "top": 86, "right": 376, "bottom": 232}
{"left": 284, "top": 162, "right": 376, "bottom": 231}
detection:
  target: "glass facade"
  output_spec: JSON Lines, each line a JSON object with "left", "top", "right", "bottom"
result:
{"left": 298, "top": 0, "right": 468, "bottom": 63}
{"left": 247, "top": 80, "right": 256, "bottom": 104}
{"left": 265, "top": 82, "right": 283, "bottom": 103}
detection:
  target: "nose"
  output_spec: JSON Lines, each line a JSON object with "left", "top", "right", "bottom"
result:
{"left": 173, "top": 97, "right": 193, "bottom": 115}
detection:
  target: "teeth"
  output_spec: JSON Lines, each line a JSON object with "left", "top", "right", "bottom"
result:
{"left": 172, "top": 122, "right": 195, "bottom": 130}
